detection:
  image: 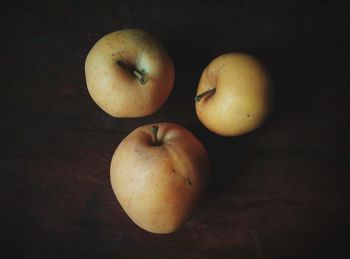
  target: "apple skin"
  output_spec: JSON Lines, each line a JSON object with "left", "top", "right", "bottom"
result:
{"left": 85, "top": 29, "right": 175, "bottom": 118}
{"left": 195, "top": 53, "right": 273, "bottom": 137}
{"left": 110, "top": 123, "right": 210, "bottom": 234}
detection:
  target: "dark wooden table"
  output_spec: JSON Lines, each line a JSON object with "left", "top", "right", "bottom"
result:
{"left": 1, "top": 1, "right": 350, "bottom": 258}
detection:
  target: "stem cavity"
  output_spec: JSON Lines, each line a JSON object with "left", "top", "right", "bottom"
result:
{"left": 194, "top": 88, "right": 216, "bottom": 102}
{"left": 151, "top": 125, "right": 159, "bottom": 146}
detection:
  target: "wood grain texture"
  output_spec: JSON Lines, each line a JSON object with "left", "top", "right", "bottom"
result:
{"left": 1, "top": 0, "right": 350, "bottom": 258}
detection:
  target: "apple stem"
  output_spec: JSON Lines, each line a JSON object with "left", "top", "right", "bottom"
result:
{"left": 132, "top": 70, "right": 148, "bottom": 85}
{"left": 151, "top": 125, "right": 159, "bottom": 146}
{"left": 194, "top": 88, "right": 216, "bottom": 102}
{"left": 116, "top": 60, "right": 148, "bottom": 85}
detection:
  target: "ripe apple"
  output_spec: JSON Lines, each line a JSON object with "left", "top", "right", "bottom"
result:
{"left": 194, "top": 53, "right": 273, "bottom": 137}
{"left": 85, "top": 29, "right": 175, "bottom": 118}
{"left": 110, "top": 123, "right": 210, "bottom": 234}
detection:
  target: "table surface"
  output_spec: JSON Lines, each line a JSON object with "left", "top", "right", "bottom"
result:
{"left": 1, "top": 0, "right": 350, "bottom": 258}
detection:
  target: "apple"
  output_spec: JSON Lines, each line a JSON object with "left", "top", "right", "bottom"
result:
{"left": 110, "top": 123, "right": 210, "bottom": 234}
{"left": 85, "top": 29, "right": 175, "bottom": 118}
{"left": 194, "top": 53, "right": 273, "bottom": 137}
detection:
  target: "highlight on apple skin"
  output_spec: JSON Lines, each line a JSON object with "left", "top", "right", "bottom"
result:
{"left": 85, "top": 29, "right": 175, "bottom": 118}
{"left": 194, "top": 52, "right": 273, "bottom": 137}
{"left": 110, "top": 122, "right": 210, "bottom": 234}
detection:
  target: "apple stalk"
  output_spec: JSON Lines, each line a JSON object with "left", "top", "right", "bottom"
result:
{"left": 132, "top": 70, "right": 148, "bottom": 85}
{"left": 194, "top": 88, "right": 216, "bottom": 102}
{"left": 151, "top": 125, "right": 159, "bottom": 146}
{"left": 117, "top": 60, "right": 148, "bottom": 85}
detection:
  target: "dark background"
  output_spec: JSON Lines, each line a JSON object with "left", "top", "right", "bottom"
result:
{"left": 1, "top": 0, "right": 350, "bottom": 258}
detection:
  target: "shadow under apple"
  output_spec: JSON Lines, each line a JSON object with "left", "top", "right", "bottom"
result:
{"left": 188, "top": 122, "right": 251, "bottom": 193}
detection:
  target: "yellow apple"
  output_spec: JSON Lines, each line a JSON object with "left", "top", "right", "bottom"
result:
{"left": 195, "top": 53, "right": 273, "bottom": 137}
{"left": 85, "top": 29, "right": 175, "bottom": 118}
{"left": 110, "top": 123, "right": 210, "bottom": 234}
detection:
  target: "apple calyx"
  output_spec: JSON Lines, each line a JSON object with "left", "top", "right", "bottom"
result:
{"left": 117, "top": 60, "right": 148, "bottom": 85}
{"left": 151, "top": 125, "right": 159, "bottom": 146}
{"left": 194, "top": 88, "right": 216, "bottom": 102}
